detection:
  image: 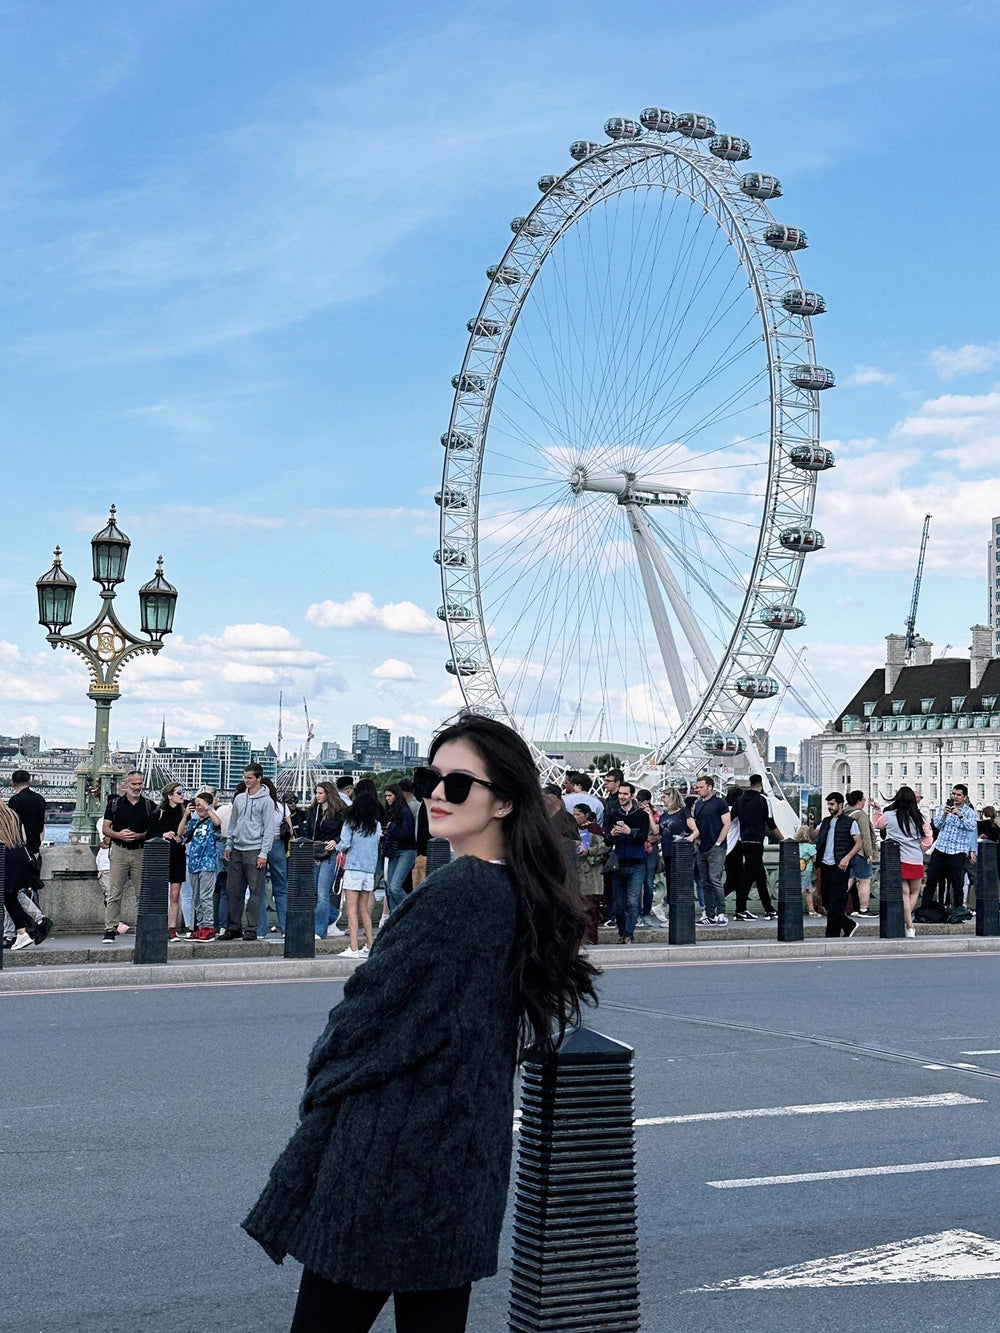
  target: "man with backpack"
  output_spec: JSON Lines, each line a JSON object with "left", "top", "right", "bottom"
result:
{"left": 100, "top": 770, "right": 156, "bottom": 943}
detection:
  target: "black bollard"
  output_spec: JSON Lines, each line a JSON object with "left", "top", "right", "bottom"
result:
{"left": 284, "top": 840, "right": 316, "bottom": 959}
{"left": 976, "top": 841, "right": 1000, "bottom": 937}
{"left": 133, "top": 838, "right": 170, "bottom": 965}
{"left": 509, "top": 1027, "right": 640, "bottom": 1333}
{"left": 879, "top": 839, "right": 906, "bottom": 939}
{"left": 777, "top": 839, "right": 805, "bottom": 941}
{"left": 0, "top": 846, "right": 5, "bottom": 971}
{"left": 425, "top": 836, "right": 451, "bottom": 878}
{"left": 668, "top": 839, "right": 696, "bottom": 945}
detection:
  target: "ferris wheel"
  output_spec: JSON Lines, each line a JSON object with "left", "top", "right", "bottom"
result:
{"left": 435, "top": 108, "right": 835, "bottom": 782}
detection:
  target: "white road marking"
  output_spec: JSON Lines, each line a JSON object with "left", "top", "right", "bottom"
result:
{"left": 952, "top": 1062, "right": 982, "bottom": 1069}
{"left": 709, "top": 1156, "right": 1000, "bottom": 1189}
{"left": 634, "top": 1092, "right": 981, "bottom": 1126}
{"left": 963, "top": 1049, "right": 1000, "bottom": 1056}
{"left": 693, "top": 1230, "right": 1000, "bottom": 1289}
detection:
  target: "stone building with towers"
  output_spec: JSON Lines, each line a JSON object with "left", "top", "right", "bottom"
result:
{"left": 809, "top": 625, "right": 1000, "bottom": 811}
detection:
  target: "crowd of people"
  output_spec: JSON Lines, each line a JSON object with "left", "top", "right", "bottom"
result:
{"left": 5, "top": 761, "right": 999, "bottom": 955}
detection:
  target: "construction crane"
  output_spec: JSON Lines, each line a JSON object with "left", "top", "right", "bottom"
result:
{"left": 904, "top": 514, "right": 932, "bottom": 664}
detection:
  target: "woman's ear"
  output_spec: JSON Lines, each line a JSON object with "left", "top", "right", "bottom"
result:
{"left": 493, "top": 798, "right": 514, "bottom": 820}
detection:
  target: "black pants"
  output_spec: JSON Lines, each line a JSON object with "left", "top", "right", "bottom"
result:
{"left": 931, "top": 849, "right": 969, "bottom": 908}
{"left": 821, "top": 865, "right": 853, "bottom": 936}
{"left": 736, "top": 843, "right": 773, "bottom": 914}
{"left": 291, "top": 1271, "right": 471, "bottom": 1333}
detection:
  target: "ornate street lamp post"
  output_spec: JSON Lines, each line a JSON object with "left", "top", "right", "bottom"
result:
{"left": 36, "top": 506, "right": 177, "bottom": 844}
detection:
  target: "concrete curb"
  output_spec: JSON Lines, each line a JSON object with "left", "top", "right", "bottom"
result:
{"left": 3, "top": 934, "right": 1000, "bottom": 992}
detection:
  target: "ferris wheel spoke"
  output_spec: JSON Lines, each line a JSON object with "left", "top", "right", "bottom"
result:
{"left": 634, "top": 356, "right": 767, "bottom": 473}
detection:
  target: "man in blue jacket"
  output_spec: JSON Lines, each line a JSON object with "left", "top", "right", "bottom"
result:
{"left": 607, "top": 782, "right": 649, "bottom": 944}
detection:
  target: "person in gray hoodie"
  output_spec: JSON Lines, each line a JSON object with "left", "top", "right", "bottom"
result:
{"left": 222, "top": 763, "right": 275, "bottom": 941}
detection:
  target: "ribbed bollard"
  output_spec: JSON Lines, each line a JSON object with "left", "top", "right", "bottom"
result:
{"left": 509, "top": 1027, "right": 639, "bottom": 1333}
{"left": 133, "top": 838, "right": 169, "bottom": 965}
{"left": 976, "top": 841, "right": 1000, "bottom": 937}
{"left": 668, "top": 840, "right": 695, "bottom": 945}
{"left": 284, "top": 840, "right": 316, "bottom": 959}
{"left": 777, "top": 839, "right": 804, "bottom": 941}
{"left": 879, "top": 839, "right": 905, "bottom": 939}
{"left": 425, "top": 836, "right": 451, "bottom": 877}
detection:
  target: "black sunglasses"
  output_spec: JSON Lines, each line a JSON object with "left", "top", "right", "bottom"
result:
{"left": 413, "top": 765, "right": 501, "bottom": 804}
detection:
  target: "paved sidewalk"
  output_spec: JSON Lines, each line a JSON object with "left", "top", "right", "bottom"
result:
{"left": 2, "top": 925, "right": 999, "bottom": 991}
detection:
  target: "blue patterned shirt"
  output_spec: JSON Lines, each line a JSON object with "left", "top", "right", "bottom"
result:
{"left": 934, "top": 803, "right": 977, "bottom": 856}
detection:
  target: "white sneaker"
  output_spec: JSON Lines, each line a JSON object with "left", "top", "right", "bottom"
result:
{"left": 341, "top": 947, "right": 363, "bottom": 958}
{"left": 715, "top": 913, "right": 729, "bottom": 925}
{"left": 326, "top": 925, "right": 346, "bottom": 938}
{"left": 651, "top": 904, "right": 668, "bottom": 923}
{"left": 697, "top": 914, "right": 713, "bottom": 926}
{"left": 11, "top": 932, "right": 33, "bottom": 951}
{"left": 315, "top": 934, "right": 324, "bottom": 941}
{"left": 905, "top": 927, "right": 916, "bottom": 939}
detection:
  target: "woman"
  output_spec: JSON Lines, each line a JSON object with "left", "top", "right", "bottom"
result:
{"left": 149, "top": 782, "right": 189, "bottom": 941}
{"left": 381, "top": 783, "right": 418, "bottom": 919}
{"left": 0, "top": 798, "right": 37, "bottom": 950}
{"left": 636, "top": 789, "right": 661, "bottom": 928}
{"left": 872, "top": 786, "right": 931, "bottom": 940}
{"left": 656, "top": 788, "right": 689, "bottom": 921}
{"left": 304, "top": 782, "right": 348, "bottom": 941}
{"left": 337, "top": 778, "right": 382, "bottom": 959}
{"left": 977, "top": 806, "right": 1000, "bottom": 845}
{"left": 571, "top": 803, "right": 605, "bottom": 945}
{"left": 243, "top": 714, "right": 599, "bottom": 1333}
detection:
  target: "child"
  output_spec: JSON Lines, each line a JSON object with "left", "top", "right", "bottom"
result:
{"left": 185, "top": 791, "right": 222, "bottom": 940}
{"left": 796, "top": 825, "right": 818, "bottom": 917}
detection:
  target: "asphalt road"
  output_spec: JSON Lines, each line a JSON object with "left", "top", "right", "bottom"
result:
{"left": 4, "top": 952, "right": 1000, "bottom": 1332}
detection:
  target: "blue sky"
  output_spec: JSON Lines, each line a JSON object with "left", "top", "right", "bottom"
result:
{"left": 2, "top": 0, "right": 999, "bottom": 762}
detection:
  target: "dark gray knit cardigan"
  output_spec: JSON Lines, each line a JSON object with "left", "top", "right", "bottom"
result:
{"left": 242, "top": 856, "right": 519, "bottom": 1291}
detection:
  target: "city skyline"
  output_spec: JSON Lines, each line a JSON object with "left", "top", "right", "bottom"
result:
{"left": 1, "top": 2, "right": 998, "bottom": 758}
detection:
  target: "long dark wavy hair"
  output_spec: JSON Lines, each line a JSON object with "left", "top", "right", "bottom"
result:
{"left": 384, "top": 783, "right": 408, "bottom": 827}
{"left": 344, "top": 777, "right": 381, "bottom": 837}
{"left": 428, "top": 714, "right": 600, "bottom": 1060}
{"left": 886, "top": 785, "right": 921, "bottom": 838}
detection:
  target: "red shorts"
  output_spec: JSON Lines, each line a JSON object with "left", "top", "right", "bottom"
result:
{"left": 901, "top": 862, "right": 923, "bottom": 881}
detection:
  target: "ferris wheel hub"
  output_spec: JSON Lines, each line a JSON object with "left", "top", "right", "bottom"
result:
{"left": 569, "top": 465, "right": 690, "bottom": 508}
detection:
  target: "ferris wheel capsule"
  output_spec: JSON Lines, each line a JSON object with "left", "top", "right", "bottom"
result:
{"left": 760, "top": 604, "right": 806, "bottom": 630}
{"left": 764, "top": 224, "right": 808, "bottom": 251}
{"left": 781, "top": 289, "right": 826, "bottom": 316}
{"left": 486, "top": 264, "right": 524, "bottom": 286}
{"left": 788, "top": 444, "right": 836, "bottom": 471}
{"left": 605, "top": 116, "right": 643, "bottom": 140}
{"left": 740, "top": 172, "right": 782, "bottom": 200}
{"left": 441, "top": 429, "right": 475, "bottom": 451}
{"left": 538, "top": 174, "right": 576, "bottom": 195}
{"left": 779, "top": 526, "right": 825, "bottom": 552}
{"left": 790, "top": 364, "right": 836, "bottom": 391}
{"left": 468, "top": 317, "right": 504, "bottom": 338}
{"left": 735, "top": 674, "right": 780, "bottom": 699}
{"left": 437, "top": 602, "right": 473, "bottom": 622}
{"left": 435, "top": 487, "right": 469, "bottom": 510}
{"left": 451, "top": 371, "right": 486, "bottom": 393}
{"left": 704, "top": 732, "right": 747, "bottom": 756}
{"left": 434, "top": 544, "right": 468, "bottom": 567}
{"left": 446, "top": 657, "right": 481, "bottom": 676}
{"left": 676, "top": 113, "right": 716, "bottom": 138}
{"left": 710, "top": 135, "right": 751, "bottom": 161}
{"left": 510, "top": 215, "right": 547, "bottom": 237}
{"left": 640, "top": 107, "right": 677, "bottom": 133}
{"left": 570, "top": 140, "right": 602, "bottom": 160}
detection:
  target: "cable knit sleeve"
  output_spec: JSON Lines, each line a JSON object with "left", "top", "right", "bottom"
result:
{"left": 300, "top": 858, "right": 509, "bottom": 1112}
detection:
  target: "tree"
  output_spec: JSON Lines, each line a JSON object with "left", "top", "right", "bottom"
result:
{"left": 358, "top": 768, "right": 412, "bottom": 801}
{"left": 591, "top": 753, "right": 622, "bottom": 773}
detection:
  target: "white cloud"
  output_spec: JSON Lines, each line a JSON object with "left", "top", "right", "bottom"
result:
{"left": 930, "top": 343, "right": 1000, "bottom": 380}
{"left": 845, "top": 365, "right": 895, "bottom": 386}
{"left": 305, "top": 591, "right": 441, "bottom": 636}
{"left": 371, "top": 658, "right": 417, "bottom": 681}
{"left": 892, "top": 391, "right": 1000, "bottom": 470}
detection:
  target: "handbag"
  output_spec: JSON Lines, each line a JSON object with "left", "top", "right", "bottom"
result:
{"left": 604, "top": 849, "right": 620, "bottom": 875}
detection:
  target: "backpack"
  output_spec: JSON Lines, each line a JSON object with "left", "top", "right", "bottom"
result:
{"left": 109, "top": 794, "right": 156, "bottom": 823}
{"left": 913, "top": 902, "right": 948, "bottom": 924}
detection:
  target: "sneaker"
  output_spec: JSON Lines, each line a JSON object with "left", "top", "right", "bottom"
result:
{"left": 863, "top": 907, "right": 879, "bottom": 916}
{"left": 602, "top": 919, "right": 616, "bottom": 929}
{"left": 169, "top": 929, "right": 183, "bottom": 943}
{"left": 2, "top": 937, "right": 14, "bottom": 949}
{"left": 101, "top": 929, "right": 116, "bottom": 944}
{"left": 715, "top": 913, "right": 728, "bottom": 925}
{"left": 843, "top": 919, "right": 858, "bottom": 938}
{"left": 735, "top": 911, "right": 757, "bottom": 922}
{"left": 765, "top": 911, "right": 778, "bottom": 920}
{"left": 11, "top": 932, "right": 33, "bottom": 951}
{"left": 341, "top": 947, "right": 363, "bottom": 958}
{"left": 200, "top": 929, "right": 217, "bottom": 942}
{"left": 32, "top": 917, "right": 54, "bottom": 945}
{"left": 326, "top": 925, "right": 347, "bottom": 938}
{"left": 269, "top": 924, "right": 279, "bottom": 933}
{"left": 216, "top": 928, "right": 241, "bottom": 941}
{"left": 651, "top": 904, "right": 668, "bottom": 923}
{"left": 697, "top": 914, "right": 714, "bottom": 926}
{"left": 241, "top": 931, "right": 257, "bottom": 942}
{"left": 905, "top": 926, "right": 916, "bottom": 939}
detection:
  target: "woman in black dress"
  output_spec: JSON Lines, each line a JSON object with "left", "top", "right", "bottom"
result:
{"left": 243, "top": 715, "right": 599, "bottom": 1332}
{"left": 149, "top": 782, "right": 189, "bottom": 941}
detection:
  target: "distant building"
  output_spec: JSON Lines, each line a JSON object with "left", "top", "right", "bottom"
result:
{"left": 989, "top": 515, "right": 1000, "bottom": 657}
{"left": 798, "top": 735, "right": 823, "bottom": 788}
{"left": 251, "top": 744, "right": 278, "bottom": 782}
{"left": 398, "top": 735, "right": 419, "bottom": 762}
{"left": 807, "top": 625, "right": 1000, "bottom": 809}
{"left": 352, "top": 723, "right": 391, "bottom": 763}
{"left": 752, "top": 727, "right": 768, "bottom": 762}
{"left": 319, "top": 740, "right": 348, "bottom": 764}
{"left": 772, "top": 745, "right": 795, "bottom": 783}
{"left": 201, "top": 734, "right": 252, "bottom": 792}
